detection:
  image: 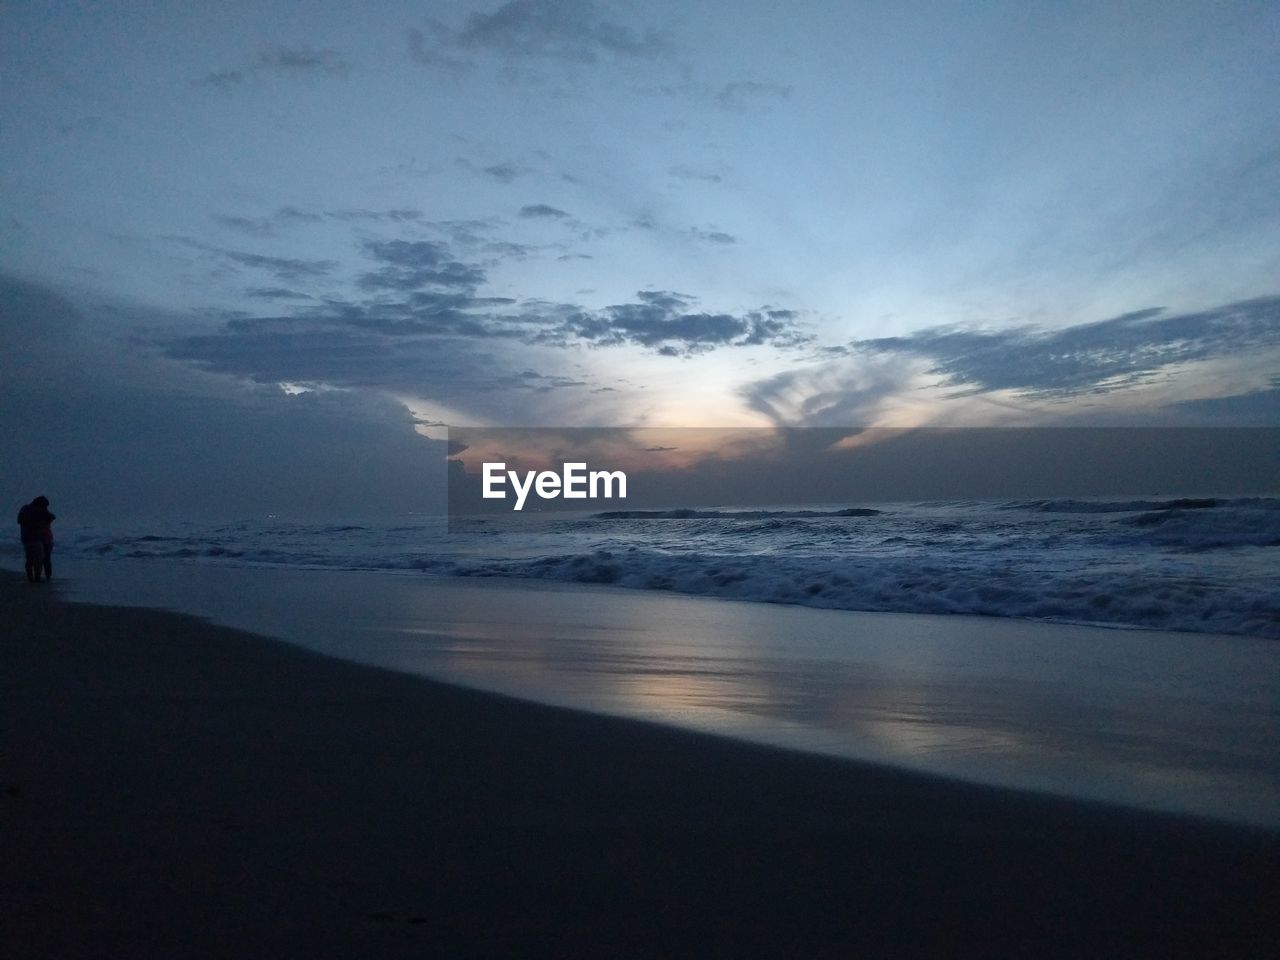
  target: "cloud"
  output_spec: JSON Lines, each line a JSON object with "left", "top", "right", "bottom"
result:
{"left": 669, "top": 165, "right": 723, "bottom": 184}
{"left": 455, "top": 159, "right": 529, "bottom": 183}
{"left": 854, "top": 296, "right": 1280, "bottom": 398}
{"left": 170, "top": 234, "right": 339, "bottom": 281}
{"left": 482, "top": 241, "right": 536, "bottom": 259}
{"left": 690, "top": 228, "right": 735, "bottom": 245}
{"left": 221, "top": 250, "right": 337, "bottom": 282}
{"left": 741, "top": 296, "right": 1280, "bottom": 427}
{"left": 166, "top": 278, "right": 809, "bottom": 404}
{"left": 216, "top": 215, "right": 280, "bottom": 237}
{"left": 169, "top": 326, "right": 440, "bottom": 386}
{"left": 501, "top": 370, "right": 589, "bottom": 391}
{"left": 193, "top": 69, "right": 246, "bottom": 90}
{"left": 246, "top": 288, "right": 315, "bottom": 301}
{"left": 164, "top": 311, "right": 611, "bottom": 430}
{"left": 715, "top": 81, "right": 792, "bottom": 110}
{"left": 411, "top": 0, "right": 674, "bottom": 69}
{"left": 217, "top": 207, "right": 422, "bottom": 236}
{"left": 159, "top": 222, "right": 812, "bottom": 421}
{"left": 559, "top": 292, "right": 808, "bottom": 355}
{"left": 0, "top": 275, "right": 443, "bottom": 519}
{"left": 742, "top": 353, "right": 923, "bottom": 427}
{"left": 519, "top": 203, "right": 571, "bottom": 219}
{"left": 356, "top": 240, "right": 487, "bottom": 292}
{"left": 420, "top": 218, "right": 506, "bottom": 248}
{"left": 195, "top": 45, "right": 352, "bottom": 87}
{"left": 481, "top": 162, "right": 524, "bottom": 182}
{"left": 326, "top": 208, "right": 424, "bottom": 223}
{"left": 651, "top": 79, "right": 792, "bottom": 112}
{"left": 254, "top": 45, "right": 351, "bottom": 77}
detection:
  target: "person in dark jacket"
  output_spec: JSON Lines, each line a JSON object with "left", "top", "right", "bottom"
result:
{"left": 17, "top": 496, "right": 55, "bottom": 583}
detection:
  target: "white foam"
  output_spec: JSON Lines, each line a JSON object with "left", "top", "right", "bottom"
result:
{"left": 52, "top": 499, "right": 1280, "bottom": 639}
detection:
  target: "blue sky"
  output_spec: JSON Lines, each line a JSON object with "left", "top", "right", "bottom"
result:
{"left": 2, "top": 1, "right": 1278, "bottom": 513}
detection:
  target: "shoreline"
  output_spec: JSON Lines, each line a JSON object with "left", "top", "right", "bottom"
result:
{"left": 38, "top": 557, "right": 1280, "bottom": 830}
{"left": 3, "top": 573, "right": 1278, "bottom": 957}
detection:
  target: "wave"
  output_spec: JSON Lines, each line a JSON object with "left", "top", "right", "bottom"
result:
{"left": 592, "top": 507, "right": 882, "bottom": 519}
{"left": 55, "top": 501, "right": 1280, "bottom": 639}
{"left": 455, "top": 548, "right": 1279, "bottom": 639}
{"left": 1119, "top": 505, "right": 1280, "bottom": 550}
{"left": 1003, "top": 497, "right": 1227, "bottom": 513}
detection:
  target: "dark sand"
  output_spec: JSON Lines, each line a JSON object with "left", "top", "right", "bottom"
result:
{"left": 2, "top": 574, "right": 1277, "bottom": 959}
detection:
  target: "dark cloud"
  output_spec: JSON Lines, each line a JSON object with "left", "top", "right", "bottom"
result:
{"left": 216, "top": 215, "right": 280, "bottom": 237}
{"left": 715, "top": 81, "right": 792, "bottom": 110}
{"left": 635, "top": 290, "right": 691, "bottom": 310}
{"left": 412, "top": 0, "right": 674, "bottom": 68}
{"left": 356, "top": 239, "right": 487, "bottom": 292}
{"left": 222, "top": 250, "right": 336, "bottom": 282}
{"left": 481, "top": 161, "right": 525, "bottom": 182}
{"left": 501, "top": 370, "right": 589, "bottom": 391}
{"left": 217, "top": 207, "right": 421, "bottom": 235}
{"left": 326, "top": 208, "right": 424, "bottom": 223}
{"left": 196, "top": 45, "right": 352, "bottom": 87}
{"left": 669, "top": 165, "right": 723, "bottom": 184}
{"left": 246, "top": 288, "right": 315, "bottom": 301}
{"left": 193, "top": 69, "right": 245, "bottom": 89}
{"left": 174, "top": 234, "right": 338, "bottom": 281}
{"left": 519, "top": 203, "right": 570, "bottom": 219}
{"left": 855, "top": 296, "right": 1280, "bottom": 398}
{"left": 168, "top": 283, "right": 808, "bottom": 401}
{"left": 162, "top": 224, "right": 810, "bottom": 409}
{"left": 455, "top": 158, "right": 533, "bottom": 183}
{"left": 482, "top": 241, "right": 536, "bottom": 259}
{"left": 277, "top": 206, "right": 326, "bottom": 224}
{"left": 742, "top": 354, "right": 923, "bottom": 427}
{"left": 559, "top": 291, "right": 809, "bottom": 355}
{"left": 168, "top": 327, "right": 404, "bottom": 388}
{"left": 423, "top": 218, "right": 505, "bottom": 247}
{"left": 254, "top": 45, "right": 351, "bottom": 77}
{"left": 691, "top": 228, "right": 735, "bottom": 245}
{"left": 165, "top": 315, "right": 605, "bottom": 427}
{"left": 741, "top": 296, "right": 1280, "bottom": 427}
{"left": 184, "top": 227, "right": 806, "bottom": 363}
{"left": 0, "top": 275, "right": 442, "bottom": 520}
{"left": 478, "top": 160, "right": 522, "bottom": 183}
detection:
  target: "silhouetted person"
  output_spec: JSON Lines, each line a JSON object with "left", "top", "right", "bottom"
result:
{"left": 17, "top": 496, "right": 55, "bottom": 583}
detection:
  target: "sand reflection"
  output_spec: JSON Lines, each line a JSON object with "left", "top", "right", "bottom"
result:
{"left": 57, "top": 560, "right": 1280, "bottom": 828}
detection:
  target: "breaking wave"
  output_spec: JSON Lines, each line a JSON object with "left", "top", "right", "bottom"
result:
{"left": 40, "top": 497, "right": 1280, "bottom": 639}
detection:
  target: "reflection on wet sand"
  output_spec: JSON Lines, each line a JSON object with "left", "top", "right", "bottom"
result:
{"left": 55, "top": 559, "right": 1280, "bottom": 828}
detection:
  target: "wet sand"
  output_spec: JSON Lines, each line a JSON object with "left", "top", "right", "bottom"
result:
{"left": 2, "top": 572, "right": 1277, "bottom": 958}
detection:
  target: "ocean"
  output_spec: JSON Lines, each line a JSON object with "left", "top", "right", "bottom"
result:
{"left": 53, "top": 496, "right": 1280, "bottom": 639}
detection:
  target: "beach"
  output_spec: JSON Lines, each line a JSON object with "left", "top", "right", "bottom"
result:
{"left": 2, "top": 571, "right": 1277, "bottom": 958}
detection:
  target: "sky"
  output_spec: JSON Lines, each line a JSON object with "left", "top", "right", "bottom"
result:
{"left": 2, "top": 0, "right": 1278, "bottom": 516}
